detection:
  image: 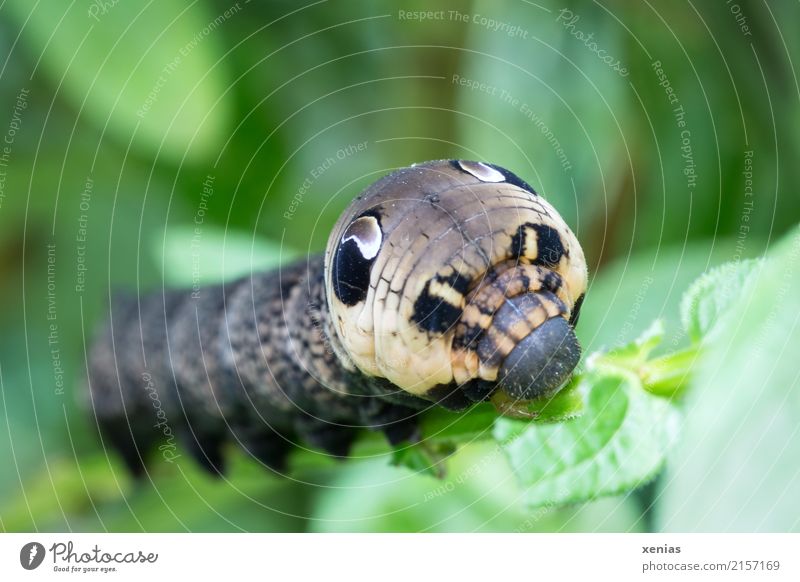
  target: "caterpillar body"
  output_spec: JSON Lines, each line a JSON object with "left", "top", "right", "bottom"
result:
{"left": 88, "top": 160, "right": 588, "bottom": 476}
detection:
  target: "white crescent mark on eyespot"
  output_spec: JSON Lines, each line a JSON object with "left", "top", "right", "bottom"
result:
{"left": 342, "top": 215, "right": 382, "bottom": 259}
{"left": 457, "top": 160, "right": 505, "bottom": 183}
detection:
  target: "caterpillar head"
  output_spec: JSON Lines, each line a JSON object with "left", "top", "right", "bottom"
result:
{"left": 324, "top": 160, "right": 588, "bottom": 415}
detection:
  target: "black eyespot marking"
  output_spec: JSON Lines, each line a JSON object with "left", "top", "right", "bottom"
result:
{"left": 532, "top": 224, "right": 566, "bottom": 266}
{"left": 332, "top": 214, "right": 383, "bottom": 306}
{"left": 410, "top": 271, "right": 470, "bottom": 333}
{"left": 508, "top": 222, "right": 533, "bottom": 259}
{"left": 486, "top": 163, "right": 537, "bottom": 195}
{"left": 439, "top": 270, "right": 471, "bottom": 295}
{"left": 569, "top": 293, "right": 586, "bottom": 327}
{"left": 411, "top": 293, "right": 462, "bottom": 333}
{"left": 510, "top": 222, "right": 566, "bottom": 267}
{"left": 509, "top": 222, "right": 529, "bottom": 259}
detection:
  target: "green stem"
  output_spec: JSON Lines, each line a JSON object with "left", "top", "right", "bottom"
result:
{"left": 639, "top": 344, "right": 702, "bottom": 398}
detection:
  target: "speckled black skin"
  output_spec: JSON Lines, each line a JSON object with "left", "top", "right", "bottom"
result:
{"left": 87, "top": 256, "right": 423, "bottom": 477}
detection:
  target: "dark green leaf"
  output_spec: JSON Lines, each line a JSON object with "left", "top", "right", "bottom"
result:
{"left": 6, "top": 0, "right": 232, "bottom": 160}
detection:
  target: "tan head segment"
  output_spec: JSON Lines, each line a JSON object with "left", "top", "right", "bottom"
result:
{"left": 324, "top": 160, "right": 588, "bottom": 404}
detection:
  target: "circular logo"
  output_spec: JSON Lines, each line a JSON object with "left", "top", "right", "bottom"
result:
{"left": 20, "top": 542, "right": 46, "bottom": 570}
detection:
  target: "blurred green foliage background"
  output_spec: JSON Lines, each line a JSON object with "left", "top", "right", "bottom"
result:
{"left": 0, "top": 0, "right": 797, "bottom": 532}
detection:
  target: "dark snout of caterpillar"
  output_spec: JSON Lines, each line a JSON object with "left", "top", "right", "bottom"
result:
{"left": 452, "top": 285, "right": 581, "bottom": 416}
{"left": 496, "top": 315, "right": 581, "bottom": 400}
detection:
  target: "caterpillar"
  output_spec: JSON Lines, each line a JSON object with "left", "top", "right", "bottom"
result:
{"left": 87, "top": 160, "right": 588, "bottom": 477}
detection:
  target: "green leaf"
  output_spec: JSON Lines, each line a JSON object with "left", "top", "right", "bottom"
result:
{"left": 390, "top": 442, "right": 455, "bottom": 480}
{"left": 490, "top": 377, "right": 585, "bottom": 422}
{"left": 637, "top": 346, "right": 700, "bottom": 399}
{"left": 310, "top": 441, "right": 645, "bottom": 532}
{"left": 387, "top": 404, "right": 506, "bottom": 477}
{"left": 156, "top": 226, "right": 298, "bottom": 286}
{"left": 680, "top": 259, "right": 759, "bottom": 343}
{"left": 659, "top": 226, "right": 800, "bottom": 531}
{"left": 589, "top": 320, "right": 698, "bottom": 399}
{"left": 6, "top": 1, "right": 232, "bottom": 161}
{"left": 418, "top": 403, "right": 498, "bottom": 444}
{"left": 594, "top": 319, "right": 666, "bottom": 369}
{"left": 495, "top": 371, "right": 680, "bottom": 509}
{"left": 0, "top": 455, "right": 125, "bottom": 531}
{"left": 391, "top": 383, "right": 586, "bottom": 476}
